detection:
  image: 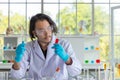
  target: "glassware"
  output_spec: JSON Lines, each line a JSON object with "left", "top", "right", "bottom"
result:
{"left": 21, "top": 78, "right": 34, "bottom": 80}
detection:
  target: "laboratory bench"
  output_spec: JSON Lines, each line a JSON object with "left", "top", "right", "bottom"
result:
{"left": 0, "top": 63, "right": 111, "bottom": 80}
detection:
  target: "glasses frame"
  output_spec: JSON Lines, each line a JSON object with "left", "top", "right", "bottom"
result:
{"left": 35, "top": 26, "right": 53, "bottom": 35}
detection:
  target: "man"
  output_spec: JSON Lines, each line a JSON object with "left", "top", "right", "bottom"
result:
{"left": 10, "top": 13, "right": 82, "bottom": 80}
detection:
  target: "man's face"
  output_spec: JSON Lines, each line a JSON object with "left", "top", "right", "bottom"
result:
{"left": 34, "top": 20, "right": 53, "bottom": 44}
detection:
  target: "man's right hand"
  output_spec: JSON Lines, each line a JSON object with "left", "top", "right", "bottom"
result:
{"left": 15, "top": 41, "right": 26, "bottom": 62}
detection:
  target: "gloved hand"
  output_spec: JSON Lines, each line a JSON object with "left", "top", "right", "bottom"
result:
{"left": 15, "top": 41, "right": 26, "bottom": 62}
{"left": 52, "top": 44, "right": 69, "bottom": 62}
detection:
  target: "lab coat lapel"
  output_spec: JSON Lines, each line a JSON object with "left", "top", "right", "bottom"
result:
{"left": 45, "top": 35, "right": 57, "bottom": 65}
{"left": 34, "top": 40, "right": 45, "bottom": 61}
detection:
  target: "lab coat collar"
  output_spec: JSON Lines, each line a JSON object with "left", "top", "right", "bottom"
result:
{"left": 34, "top": 40, "right": 45, "bottom": 61}
{"left": 33, "top": 34, "right": 57, "bottom": 61}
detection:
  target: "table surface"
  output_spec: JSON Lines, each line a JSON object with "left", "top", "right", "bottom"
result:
{"left": 0, "top": 63, "right": 106, "bottom": 72}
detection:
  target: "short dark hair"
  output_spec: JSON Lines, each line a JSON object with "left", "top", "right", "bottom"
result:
{"left": 29, "top": 13, "right": 58, "bottom": 41}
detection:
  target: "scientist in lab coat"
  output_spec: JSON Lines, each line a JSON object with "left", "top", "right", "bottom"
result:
{"left": 10, "top": 13, "right": 82, "bottom": 80}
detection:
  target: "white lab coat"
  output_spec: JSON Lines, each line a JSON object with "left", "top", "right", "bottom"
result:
{"left": 10, "top": 35, "right": 82, "bottom": 80}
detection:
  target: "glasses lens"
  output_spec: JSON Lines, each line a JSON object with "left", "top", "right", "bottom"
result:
{"left": 36, "top": 26, "right": 53, "bottom": 35}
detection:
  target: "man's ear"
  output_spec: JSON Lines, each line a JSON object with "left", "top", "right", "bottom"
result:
{"left": 32, "top": 31, "right": 37, "bottom": 37}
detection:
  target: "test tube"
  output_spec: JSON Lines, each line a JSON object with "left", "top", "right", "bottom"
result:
{"left": 52, "top": 67, "right": 60, "bottom": 80}
{"left": 55, "top": 38, "right": 59, "bottom": 44}
{"left": 98, "top": 66, "right": 101, "bottom": 80}
{"left": 54, "top": 39, "right": 60, "bottom": 80}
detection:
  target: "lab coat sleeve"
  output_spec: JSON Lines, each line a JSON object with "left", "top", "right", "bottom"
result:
{"left": 67, "top": 53, "right": 82, "bottom": 77}
{"left": 62, "top": 40, "right": 82, "bottom": 77}
{"left": 10, "top": 43, "right": 31, "bottom": 79}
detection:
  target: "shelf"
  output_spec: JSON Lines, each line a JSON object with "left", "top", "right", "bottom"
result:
{"left": 82, "top": 64, "right": 103, "bottom": 69}
{"left": 3, "top": 36, "right": 22, "bottom": 60}
{"left": 0, "top": 63, "right": 13, "bottom": 69}
{"left": 4, "top": 49, "right": 15, "bottom": 51}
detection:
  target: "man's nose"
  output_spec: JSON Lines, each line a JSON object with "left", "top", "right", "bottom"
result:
{"left": 44, "top": 29, "right": 50, "bottom": 35}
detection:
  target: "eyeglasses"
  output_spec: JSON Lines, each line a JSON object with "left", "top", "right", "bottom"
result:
{"left": 35, "top": 26, "right": 53, "bottom": 35}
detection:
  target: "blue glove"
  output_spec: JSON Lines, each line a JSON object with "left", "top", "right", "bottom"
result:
{"left": 15, "top": 41, "right": 26, "bottom": 62}
{"left": 52, "top": 44, "right": 69, "bottom": 62}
